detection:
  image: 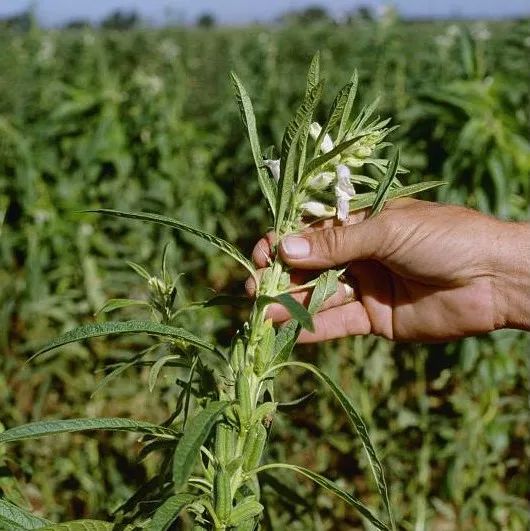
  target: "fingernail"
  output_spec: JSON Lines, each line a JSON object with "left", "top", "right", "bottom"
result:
{"left": 282, "top": 236, "right": 310, "bottom": 259}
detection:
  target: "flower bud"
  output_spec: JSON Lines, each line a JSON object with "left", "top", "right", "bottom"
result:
{"left": 301, "top": 201, "right": 335, "bottom": 218}
{"left": 308, "top": 171, "right": 335, "bottom": 190}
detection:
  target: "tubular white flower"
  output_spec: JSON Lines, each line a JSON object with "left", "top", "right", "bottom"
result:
{"left": 263, "top": 159, "right": 281, "bottom": 183}
{"left": 308, "top": 171, "right": 335, "bottom": 190}
{"left": 321, "top": 133, "right": 334, "bottom": 154}
{"left": 335, "top": 164, "right": 356, "bottom": 221}
{"left": 309, "top": 122, "right": 334, "bottom": 154}
{"left": 301, "top": 201, "right": 336, "bottom": 218}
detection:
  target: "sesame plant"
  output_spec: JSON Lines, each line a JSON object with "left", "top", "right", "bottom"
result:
{"left": 0, "top": 54, "right": 443, "bottom": 530}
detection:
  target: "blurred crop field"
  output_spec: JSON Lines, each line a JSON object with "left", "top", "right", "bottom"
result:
{"left": 0, "top": 11, "right": 529, "bottom": 530}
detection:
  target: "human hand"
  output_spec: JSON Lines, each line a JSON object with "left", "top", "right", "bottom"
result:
{"left": 249, "top": 199, "right": 530, "bottom": 342}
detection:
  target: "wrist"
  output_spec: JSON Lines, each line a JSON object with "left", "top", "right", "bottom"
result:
{"left": 493, "top": 221, "right": 530, "bottom": 331}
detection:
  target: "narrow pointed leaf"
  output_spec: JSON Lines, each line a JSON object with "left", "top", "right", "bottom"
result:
{"left": 173, "top": 401, "right": 228, "bottom": 489}
{"left": 87, "top": 209, "right": 256, "bottom": 278}
{"left": 348, "top": 96, "right": 381, "bottom": 136}
{"left": 146, "top": 494, "right": 196, "bottom": 531}
{"left": 276, "top": 126, "right": 302, "bottom": 231}
{"left": 270, "top": 320, "right": 299, "bottom": 368}
{"left": 370, "top": 149, "right": 401, "bottom": 216}
{"left": 149, "top": 355, "right": 181, "bottom": 392}
{"left": 0, "top": 498, "right": 51, "bottom": 530}
{"left": 38, "top": 521, "right": 113, "bottom": 531}
{"left": 314, "top": 81, "right": 352, "bottom": 155}
{"left": 307, "top": 270, "right": 340, "bottom": 314}
{"left": 304, "top": 51, "right": 320, "bottom": 98}
{"left": 337, "top": 69, "right": 359, "bottom": 141}
{"left": 348, "top": 181, "right": 445, "bottom": 213}
{"left": 126, "top": 261, "right": 151, "bottom": 280}
{"left": 253, "top": 464, "right": 389, "bottom": 531}
{"left": 298, "top": 83, "right": 324, "bottom": 180}
{"left": 258, "top": 294, "right": 313, "bottom": 332}
{"left": 277, "top": 83, "right": 323, "bottom": 230}
{"left": 96, "top": 298, "right": 150, "bottom": 314}
{"left": 264, "top": 361, "right": 395, "bottom": 529}
{"left": 32, "top": 320, "right": 217, "bottom": 360}
{"left": 0, "top": 418, "right": 178, "bottom": 444}
{"left": 230, "top": 72, "right": 276, "bottom": 216}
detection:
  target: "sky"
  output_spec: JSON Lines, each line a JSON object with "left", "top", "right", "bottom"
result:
{"left": 0, "top": 0, "right": 529, "bottom": 26}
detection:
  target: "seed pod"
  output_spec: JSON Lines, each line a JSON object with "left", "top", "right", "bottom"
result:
{"left": 242, "top": 423, "right": 267, "bottom": 472}
{"left": 228, "top": 498, "right": 264, "bottom": 527}
{"left": 254, "top": 319, "right": 275, "bottom": 375}
{"left": 215, "top": 422, "right": 235, "bottom": 466}
{"left": 250, "top": 401, "right": 276, "bottom": 425}
{"left": 236, "top": 373, "right": 252, "bottom": 427}
{"left": 230, "top": 335, "right": 245, "bottom": 372}
{"left": 257, "top": 267, "right": 273, "bottom": 295}
{"left": 214, "top": 466, "right": 232, "bottom": 523}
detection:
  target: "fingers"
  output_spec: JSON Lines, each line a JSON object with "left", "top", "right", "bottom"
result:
{"left": 251, "top": 209, "right": 372, "bottom": 268}
{"left": 278, "top": 216, "right": 384, "bottom": 269}
{"left": 297, "top": 301, "right": 371, "bottom": 343}
{"left": 251, "top": 233, "right": 275, "bottom": 268}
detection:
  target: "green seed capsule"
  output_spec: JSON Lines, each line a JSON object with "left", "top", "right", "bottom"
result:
{"left": 254, "top": 319, "right": 275, "bottom": 375}
{"left": 236, "top": 374, "right": 252, "bottom": 427}
{"left": 230, "top": 335, "right": 245, "bottom": 372}
{"left": 228, "top": 498, "right": 264, "bottom": 527}
{"left": 215, "top": 422, "right": 235, "bottom": 466}
{"left": 242, "top": 423, "right": 267, "bottom": 472}
{"left": 214, "top": 466, "right": 232, "bottom": 523}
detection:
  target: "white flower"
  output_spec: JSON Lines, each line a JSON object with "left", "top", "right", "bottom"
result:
{"left": 334, "top": 164, "right": 356, "bottom": 221}
{"left": 309, "top": 122, "right": 334, "bottom": 154}
{"left": 301, "top": 201, "right": 335, "bottom": 218}
{"left": 263, "top": 159, "right": 280, "bottom": 182}
{"left": 308, "top": 171, "right": 334, "bottom": 190}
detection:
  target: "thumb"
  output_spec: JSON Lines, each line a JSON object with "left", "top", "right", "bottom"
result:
{"left": 279, "top": 219, "right": 383, "bottom": 269}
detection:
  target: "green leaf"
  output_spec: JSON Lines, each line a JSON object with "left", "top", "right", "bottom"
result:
{"left": 307, "top": 270, "right": 340, "bottom": 314}
{"left": 96, "top": 298, "right": 150, "bottom": 314}
{"left": 173, "top": 401, "right": 228, "bottom": 489}
{"left": 349, "top": 181, "right": 445, "bottom": 213}
{"left": 276, "top": 83, "right": 323, "bottom": 231}
{"left": 0, "top": 498, "right": 51, "bottom": 530}
{"left": 148, "top": 355, "right": 181, "bottom": 392}
{"left": 126, "top": 261, "right": 151, "bottom": 281}
{"left": 228, "top": 498, "right": 264, "bottom": 527}
{"left": 0, "top": 418, "right": 178, "bottom": 444}
{"left": 230, "top": 72, "right": 276, "bottom": 216}
{"left": 87, "top": 209, "right": 256, "bottom": 279}
{"left": 276, "top": 124, "right": 302, "bottom": 232}
{"left": 348, "top": 96, "right": 381, "bottom": 136}
{"left": 32, "top": 320, "right": 218, "bottom": 361}
{"left": 337, "top": 69, "right": 359, "bottom": 141}
{"left": 304, "top": 51, "right": 320, "bottom": 98}
{"left": 258, "top": 294, "right": 314, "bottom": 332}
{"left": 253, "top": 464, "right": 389, "bottom": 531}
{"left": 37, "top": 521, "right": 112, "bottom": 531}
{"left": 298, "top": 83, "right": 324, "bottom": 181}
{"left": 267, "top": 270, "right": 341, "bottom": 369}
{"left": 146, "top": 494, "right": 196, "bottom": 531}
{"left": 270, "top": 320, "right": 299, "bottom": 368}
{"left": 264, "top": 361, "right": 395, "bottom": 530}
{"left": 314, "top": 81, "right": 352, "bottom": 156}
{"left": 370, "top": 149, "right": 401, "bottom": 216}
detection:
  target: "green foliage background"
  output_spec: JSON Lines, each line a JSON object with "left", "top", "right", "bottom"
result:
{"left": 0, "top": 14, "right": 529, "bottom": 530}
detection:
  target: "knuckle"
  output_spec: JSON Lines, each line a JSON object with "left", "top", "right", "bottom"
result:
{"left": 313, "top": 227, "right": 345, "bottom": 265}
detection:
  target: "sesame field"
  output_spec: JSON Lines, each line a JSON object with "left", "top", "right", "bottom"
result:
{"left": 0, "top": 13, "right": 529, "bottom": 531}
